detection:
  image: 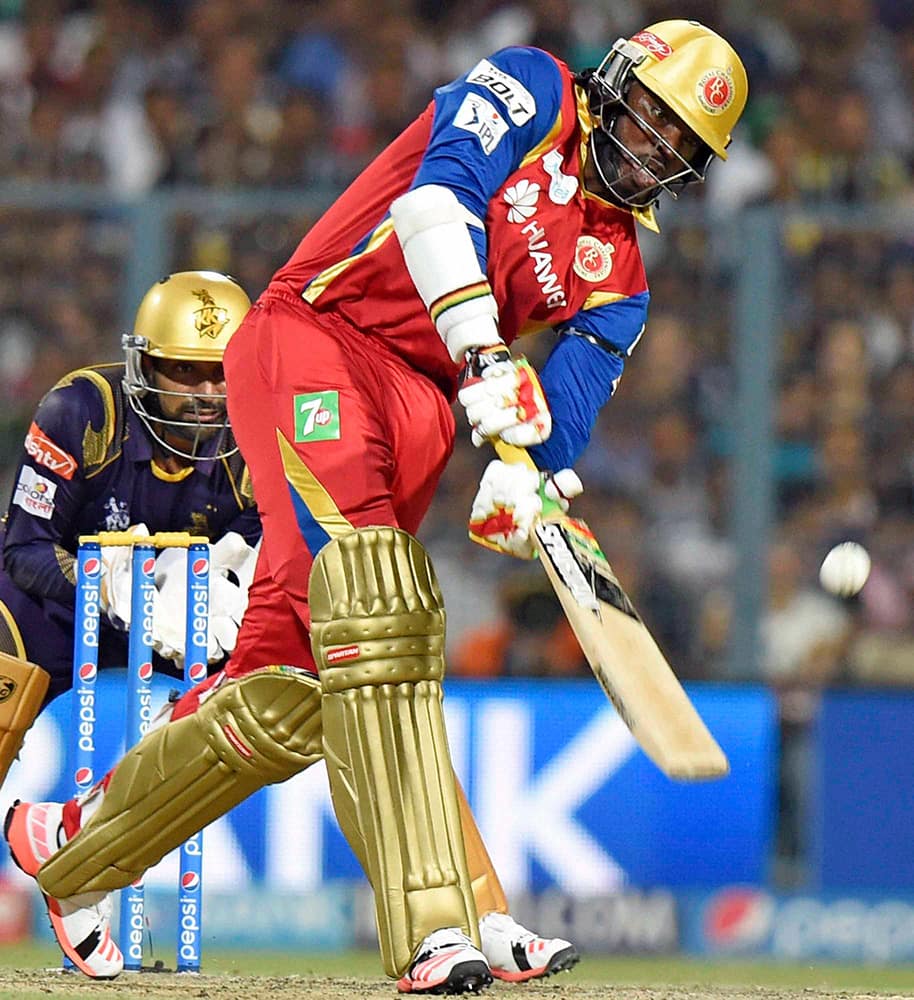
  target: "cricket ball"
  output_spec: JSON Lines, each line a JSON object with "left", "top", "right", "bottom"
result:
{"left": 819, "top": 541, "right": 871, "bottom": 598}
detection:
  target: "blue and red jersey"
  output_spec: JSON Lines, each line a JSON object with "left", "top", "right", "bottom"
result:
{"left": 268, "top": 46, "right": 652, "bottom": 472}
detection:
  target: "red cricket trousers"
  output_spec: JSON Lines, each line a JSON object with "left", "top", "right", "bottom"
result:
{"left": 219, "top": 291, "right": 455, "bottom": 681}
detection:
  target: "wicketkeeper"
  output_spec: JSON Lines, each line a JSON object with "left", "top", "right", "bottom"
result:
{"left": 0, "top": 271, "right": 260, "bottom": 789}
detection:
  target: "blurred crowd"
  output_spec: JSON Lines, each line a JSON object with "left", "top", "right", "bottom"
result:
{"left": 3, "top": 1, "right": 914, "bottom": 875}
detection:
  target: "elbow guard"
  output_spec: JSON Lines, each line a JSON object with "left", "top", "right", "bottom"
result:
{"left": 390, "top": 184, "right": 502, "bottom": 362}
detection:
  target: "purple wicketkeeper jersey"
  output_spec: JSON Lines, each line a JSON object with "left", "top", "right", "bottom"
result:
{"left": 2, "top": 363, "right": 259, "bottom": 608}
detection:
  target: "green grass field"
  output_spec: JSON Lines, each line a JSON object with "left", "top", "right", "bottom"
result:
{"left": 0, "top": 942, "right": 912, "bottom": 998}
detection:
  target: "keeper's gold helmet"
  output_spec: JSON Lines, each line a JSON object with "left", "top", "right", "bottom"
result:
{"left": 581, "top": 19, "right": 748, "bottom": 208}
{"left": 123, "top": 271, "right": 251, "bottom": 460}
{"left": 127, "top": 270, "right": 251, "bottom": 361}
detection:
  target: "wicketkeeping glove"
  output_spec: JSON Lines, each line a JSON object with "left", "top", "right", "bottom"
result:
{"left": 99, "top": 523, "right": 151, "bottom": 631}
{"left": 468, "top": 459, "right": 583, "bottom": 559}
{"left": 152, "top": 533, "right": 259, "bottom": 664}
{"left": 208, "top": 534, "right": 259, "bottom": 655}
{"left": 458, "top": 347, "right": 552, "bottom": 448}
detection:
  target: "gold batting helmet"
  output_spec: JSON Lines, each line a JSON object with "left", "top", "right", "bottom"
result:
{"left": 581, "top": 19, "right": 748, "bottom": 208}
{"left": 626, "top": 20, "right": 747, "bottom": 160}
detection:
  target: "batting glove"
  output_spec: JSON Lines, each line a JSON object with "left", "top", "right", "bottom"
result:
{"left": 458, "top": 347, "right": 552, "bottom": 448}
{"left": 469, "top": 459, "right": 583, "bottom": 559}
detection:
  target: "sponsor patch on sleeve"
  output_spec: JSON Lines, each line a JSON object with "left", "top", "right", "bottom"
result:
{"left": 13, "top": 466, "right": 58, "bottom": 520}
{"left": 453, "top": 93, "right": 509, "bottom": 154}
{"left": 24, "top": 422, "right": 77, "bottom": 480}
{"left": 466, "top": 58, "right": 536, "bottom": 125}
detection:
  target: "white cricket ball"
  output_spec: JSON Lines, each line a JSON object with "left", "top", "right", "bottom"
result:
{"left": 819, "top": 542, "right": 871, "bottom": 597}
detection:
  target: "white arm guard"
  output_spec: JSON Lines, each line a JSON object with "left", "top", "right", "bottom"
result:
{"left": 390, "top": 184, "right": 502, "bottom": 362}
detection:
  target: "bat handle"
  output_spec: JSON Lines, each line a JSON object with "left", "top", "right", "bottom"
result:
{"left": 492, "top": 440, "right": 568, "bottom": 519}
{"left": 493, "top": 440, "right": 537, "bottom": 469}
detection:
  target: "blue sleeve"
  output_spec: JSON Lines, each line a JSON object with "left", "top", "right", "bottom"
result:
{"left": 411, "top": 47, "right": 564, "bottom": 270}
{"left": 563, "top": 292, "right": 649, "bottom": 357}
{"left": 528, "top": 292, "right": 650, "bottom": 470}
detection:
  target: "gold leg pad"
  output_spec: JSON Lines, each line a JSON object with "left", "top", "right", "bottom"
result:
{"left": 39, "top": 671, "right": 323, "bottom": 898}
{"left": 311, "top": 528, "right": 477, "bottom": 977}
{"left": 0, "top": 651, "right": 49, "bottom": 789}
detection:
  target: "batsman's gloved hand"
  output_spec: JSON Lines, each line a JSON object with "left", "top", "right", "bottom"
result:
{"left": 469, "top": 459, "right": 583, "bottom": 559}
{"left": 99, "top": 523, "right": 151, "bottom": 631}
{"left": 458, "top": 346, "right": 552, "bottom": 449}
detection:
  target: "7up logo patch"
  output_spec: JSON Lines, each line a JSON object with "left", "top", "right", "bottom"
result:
{"left": 294, "top": 391, "right": 340, "bottom": 442}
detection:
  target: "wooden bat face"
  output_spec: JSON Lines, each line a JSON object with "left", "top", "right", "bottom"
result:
{"left": 489, "top": 439, "right": 728, "bottom": 779}
{"left": 532, "top": 514, "right": 729, "bottom": 780}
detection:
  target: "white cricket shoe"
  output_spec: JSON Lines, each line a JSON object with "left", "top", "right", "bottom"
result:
{"left": 479, "top": 911, "right": 579, "bottom": 982}
{"left": 5, "top": 800, "right": 122, "bottom": 979}
{"left": 397, "top": 926, "right": 492, "bottom": 994}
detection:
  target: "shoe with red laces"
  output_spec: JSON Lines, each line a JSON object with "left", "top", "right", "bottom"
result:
{"left": 4, "top": 800, "right": 122, "bottom": 979}
{"left": 479, "top": 911, "right": 579, "bottom": 982}
{"left": 397, "top": 927, "right": 492, "bottom": 994}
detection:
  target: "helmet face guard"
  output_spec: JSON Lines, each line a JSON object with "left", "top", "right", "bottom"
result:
{"left": 581, "top": 21, "right": 747, "bottom": 210}
{"left": 584, "top": 41, "right": 714, "bottom": 209}
{"left": 123, "top": 337, "right": 237, "bottom": 461}
{"left": 122, "top": 271, "right": 252, "bottom": 462}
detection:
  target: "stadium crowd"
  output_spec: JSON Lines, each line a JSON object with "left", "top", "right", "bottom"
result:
{"left": 2, "top": 0, "right": 914, "bottom": 878}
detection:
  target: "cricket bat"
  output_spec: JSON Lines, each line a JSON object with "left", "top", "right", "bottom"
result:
{"left": 494, "top": 441, "right": 729, "bottom": 781}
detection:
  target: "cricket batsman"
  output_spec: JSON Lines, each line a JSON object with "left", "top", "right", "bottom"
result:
{"left": 7, "top": 20, "right": 747, "bottom": 994}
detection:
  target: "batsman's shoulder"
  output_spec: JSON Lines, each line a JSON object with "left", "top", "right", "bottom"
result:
{"left": 479, "top": 45, "right": 566, "bottom": 104}
{"left": 450, "top": 45, "right": 565, "bottom": 129}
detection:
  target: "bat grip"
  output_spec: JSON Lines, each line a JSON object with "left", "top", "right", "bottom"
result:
{"left": 492, "top": 440, "right": 537, "bottom": 469}
{"left": 491, "top": 440, "right": 567, "bottom": 519}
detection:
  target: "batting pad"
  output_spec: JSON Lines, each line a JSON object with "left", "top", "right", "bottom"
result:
{"left": 0, "top": 651, "right": 49, "bottom": 788}
{"left": 309, "top": 527, "right": 477, "bottom": 976}
{"left": 39, "top": 671, "right": 323, "bottom": 898}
